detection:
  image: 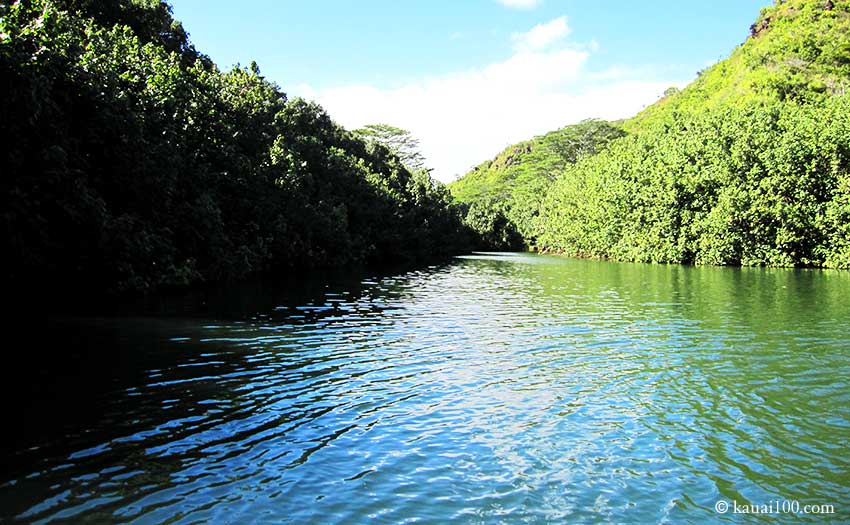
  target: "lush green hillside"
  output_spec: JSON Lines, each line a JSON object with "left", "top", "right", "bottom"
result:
{"left": 449, "top": 120, "right": 625, "bottom": 249}
{"left": 0, "top": 0, "right": 471, "bottom": 297}
{"left": 629, "top": 0, "right": 850, "bottom": 129}
{"left": 538, "top": 98, "right": 850, "bottom": 267}
{"left": 452, "top": 0, "right": 850, "bottom": 268}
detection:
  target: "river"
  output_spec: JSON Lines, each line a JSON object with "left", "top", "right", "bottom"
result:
{"left": 2, "top": 252, "right": 848, "bottom": 523}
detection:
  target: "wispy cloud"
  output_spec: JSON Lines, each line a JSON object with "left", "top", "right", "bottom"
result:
{"left": 495, "top": 0, "right": 543, "bottom": 10}
{"left": 511, "top": 16, "right": 570, "bottom": 51}
{"left": 292, "top": 19, "right": 686, "bottom": 182}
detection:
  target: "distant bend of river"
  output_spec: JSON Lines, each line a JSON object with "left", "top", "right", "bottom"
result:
{"left": 2, "top": 253, "right": 849, "bottom": 524}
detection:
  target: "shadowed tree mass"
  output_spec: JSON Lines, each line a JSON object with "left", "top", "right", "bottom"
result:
{"left": 2, "top": 0, "right": 850, "bottom": 304}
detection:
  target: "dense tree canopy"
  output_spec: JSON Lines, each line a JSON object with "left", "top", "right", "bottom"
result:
{"left": 449, "top": 120, "right": 626, "bottom": 249}
{"left": 4, "top": 0, "right": 848, "bottom": 298}
{"left": 450, "top": 0, "right": 850, "bottom": 269}
{"left": 537, "top": 98, "right": 850, "bottom": 267}
{"left": 0, "top": 0, "right": 471, "bottom": 296}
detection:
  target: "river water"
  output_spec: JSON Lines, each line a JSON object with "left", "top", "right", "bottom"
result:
{"left": 2, "top": 253, "right": 849, "bottom": 524}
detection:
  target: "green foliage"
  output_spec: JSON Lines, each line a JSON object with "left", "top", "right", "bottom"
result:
{"left": 533, "top": 0, "right": 850, "bottom": 269}
{"left": 449, "top": 119, "right": 625, "bottom": 247}
{"left": 459, "top": 199, "right": 524, "bottom": 251}
{"left": 536, "top": 97, "right": 850, "bottom": 268}
{"left": 353, "top": 123, "right": 428, "bottom": 173}
{"left": 629, "top": 0, "right": 850, "bottom": 129}
{"left": 1, "top": 0, "right": 470, "bottom": 295}
{"left": 450, "top": 0, "right": 850, "bottom": 269}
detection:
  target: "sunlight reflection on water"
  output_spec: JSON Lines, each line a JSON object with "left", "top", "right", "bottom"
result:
{"left": 2, "top": 253, "right": 849, "bottom": 524}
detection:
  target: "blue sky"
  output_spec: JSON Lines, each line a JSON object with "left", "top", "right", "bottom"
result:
{"left": 169, "top": 0, "right": 770, "bottom": 181}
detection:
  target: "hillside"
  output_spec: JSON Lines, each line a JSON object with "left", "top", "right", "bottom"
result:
{"left": 629, "top": 0, "right": 850, "bottom": 129}
{"left": 451, "top": 0, "right": 850, "bottom": 268}
{"left": 449, "top": 120, "right": 625, "bottom": 249}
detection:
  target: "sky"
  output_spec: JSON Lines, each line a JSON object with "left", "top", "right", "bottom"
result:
{"left": 168, "top": 0, "right": 770, "bottom": 182}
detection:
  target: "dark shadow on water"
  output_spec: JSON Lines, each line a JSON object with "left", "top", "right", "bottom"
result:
{"left": 2, "top": 252, "right": 849, "bottom": 523}
{"left": 0, "top": 257, "right": 454, "bottom": 483}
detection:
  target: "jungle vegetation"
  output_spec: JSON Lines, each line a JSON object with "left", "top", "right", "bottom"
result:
{"left": 4, "top": 0, "right": 850, "bottom": 304}
{"left": 450, "top": 119, "right": 626, "bottom": 250}
{"left": 0, "top": 0, "right": 471, "bottom": 296}
{"left": 450, "top": 0, "right": 850, "bottom": 268}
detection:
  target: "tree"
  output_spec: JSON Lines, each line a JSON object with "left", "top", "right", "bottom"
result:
{"left": 1, "top": 0, "right": 472, "bottom": 297}
{"left": 544, "top": 119, "right": 626, "bottom": 172}
{"left": 353, "top": 124, "right": 428, "bottom": 172}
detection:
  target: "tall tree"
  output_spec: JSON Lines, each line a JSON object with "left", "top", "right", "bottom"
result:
{"left": 354, "top": 124, "right": 428, "bottom": 173}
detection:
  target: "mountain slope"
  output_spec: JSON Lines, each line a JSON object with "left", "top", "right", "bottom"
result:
{"left": 451, "top": 0, "right": 850, "bottom": 268}
{"left": 629, "top": 0, "right": 850, "bottom": 129}
{"left": 449, "top": 119, "right": 625, "bottom": 249}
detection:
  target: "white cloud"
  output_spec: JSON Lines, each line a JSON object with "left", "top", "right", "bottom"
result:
{"left": 496, "top": 0, "right": 542, "bottom": 9}
{"left": 294, "top": 21, "right": 687, "bottom": 182}
{"left": 511, "top": 16, "right": 570, "bottom": 51}
{"left": 290, "top": 83, "right": 316, "bottom": 99}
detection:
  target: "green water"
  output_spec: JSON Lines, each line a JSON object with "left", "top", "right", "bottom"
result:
{"left": 2, "top": 253, "right": 849, "bottom": 523}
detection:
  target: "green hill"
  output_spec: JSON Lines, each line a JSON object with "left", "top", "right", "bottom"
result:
{"left": 449, "top": 119, "right": 625, "bottom": 249}
{"left": 629, "top": 0, "right": 850, "bottom": 129}
{"left": 452, "top": 0, "right": 850, "bottom": 268}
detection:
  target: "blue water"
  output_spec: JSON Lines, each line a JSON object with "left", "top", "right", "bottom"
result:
{"left": 2, "top": 253, "right": 849, "bottom": 523}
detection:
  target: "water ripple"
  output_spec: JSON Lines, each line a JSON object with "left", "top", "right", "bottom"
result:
{"left": 2, "top": 254, "right": 849, "bottom": 524}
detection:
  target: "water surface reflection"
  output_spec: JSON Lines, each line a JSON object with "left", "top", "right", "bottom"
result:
{"left": 2, "top": 254, "right": 848, "bottom": 523}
